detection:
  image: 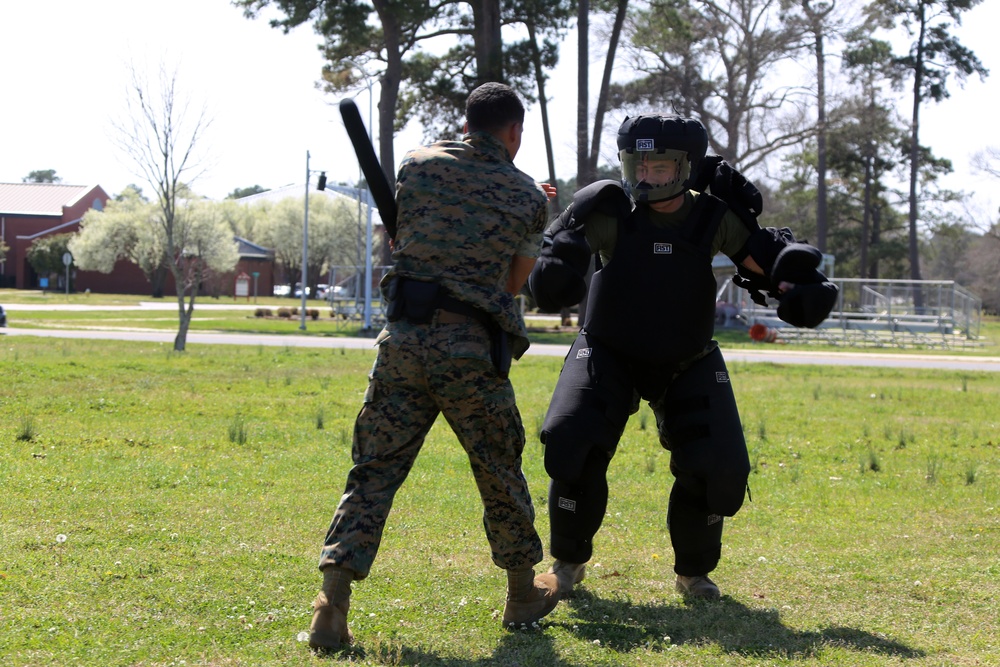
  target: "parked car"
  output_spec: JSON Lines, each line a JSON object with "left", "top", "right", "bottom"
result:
{"left": 0, "top": 305, "right": 6, "bottom": 327}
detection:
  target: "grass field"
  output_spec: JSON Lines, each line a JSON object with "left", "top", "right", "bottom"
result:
{"left": 1, "top": 326, "right": 998, "bottom": 666}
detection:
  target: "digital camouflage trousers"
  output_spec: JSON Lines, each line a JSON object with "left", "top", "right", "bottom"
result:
{"left": 318, "top": 316, "right": 544, "bottom": 579}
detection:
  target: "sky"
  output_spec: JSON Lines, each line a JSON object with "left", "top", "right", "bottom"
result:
{"left": 2, "top": 0, "right": 998, "bottom": 225}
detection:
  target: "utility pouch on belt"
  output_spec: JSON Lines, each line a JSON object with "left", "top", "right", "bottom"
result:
{"left": 387, "top": 276, "right": 512, "bottom": 378}
{"left": 386, "top": 277, "right": 441, "bottom": 323}
{"left": 490, "top": 327, "right": 512, "bottom": 379}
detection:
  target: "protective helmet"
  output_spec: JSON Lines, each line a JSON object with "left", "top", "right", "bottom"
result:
{"left": 616, "top": 115, "right": 708, "bottom": 202}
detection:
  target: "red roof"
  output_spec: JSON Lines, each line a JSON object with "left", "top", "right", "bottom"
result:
{"left": 0, "top": 182, "right": 96, "bottom": 216}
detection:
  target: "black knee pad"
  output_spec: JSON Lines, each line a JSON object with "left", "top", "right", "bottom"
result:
{"left": 655, "top": 347, "right": 750, "bottom": 517}
{"left": 542, "top": 334, "right": 633, "bottom": 482}
{"left": 667, "top": 482, "right": 723, "bottom": 576}
{"left": 548, "top": 449, "right": 611, "bottom": 563}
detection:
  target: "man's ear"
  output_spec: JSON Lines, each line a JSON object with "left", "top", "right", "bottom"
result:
{"left": 507, "top": 122, "right": 522, "bottom": 143}
{"left": 463, "top": 122, "right": 469, "bottom": 134}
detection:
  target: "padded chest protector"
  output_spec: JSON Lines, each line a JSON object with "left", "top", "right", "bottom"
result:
{"left": 583, "top": 195, "right": 727, "bottom": 364}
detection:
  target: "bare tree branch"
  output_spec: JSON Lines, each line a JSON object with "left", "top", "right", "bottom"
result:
{"left": 111, "top": 61, "right": 215, "bottom": 351}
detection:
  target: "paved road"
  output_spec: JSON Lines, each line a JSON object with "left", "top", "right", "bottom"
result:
{"left": 3, "top": 326, "right": 999, "bottom": 373}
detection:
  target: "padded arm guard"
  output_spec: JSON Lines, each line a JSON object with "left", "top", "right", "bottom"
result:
{"left": 527, "top": 181, "right": 631, "bottom": 313}
{"left": 734, "top": 227, "right": 839, "bottom": 327}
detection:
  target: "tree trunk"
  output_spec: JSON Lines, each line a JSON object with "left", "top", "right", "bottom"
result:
{"left": 576, "top": 0, "right": 591, "bottom": 187}
{"left": 870, "top": 205, "right": 881, "bottom": 281}
{"left": 372, "top": 0, "right": 402, "bottom": 267}
{"left": 174, "top": 292, "right": 194, "bottom": 351}
{"left": 472, "top": 0, "right": 503, "bottom": 84}
{"left": 907, "top": 1, "right": 926, "bottom": 310}
{"left": 588, "top": 0, "right": 628, "bottom": 177}
{"left": 813, "top": 23, "right": 828, "bottom": 253}
{"left": 150, "top": 264, "right": 168, "bottom": 298}
{"left": 527, "top": 19, "right": 562, "bottom": 214}
{"left": 860, "top": 151, "right": 873, "bottom": 282}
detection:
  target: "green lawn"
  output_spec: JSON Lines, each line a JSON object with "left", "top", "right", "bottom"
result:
{"left": 1, "top": 335, "right": 998, "bottom": 666}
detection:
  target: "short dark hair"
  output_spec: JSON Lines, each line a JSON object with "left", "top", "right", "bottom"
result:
{"left": 465, "top": 82, "right": 525, "bottom": 134}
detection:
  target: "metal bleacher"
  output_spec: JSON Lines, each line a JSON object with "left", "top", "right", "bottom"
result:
{"left": 325, "top": 265, "right": 390, "bottom": 328}
{"left": 713, "top": 259, "right": 985, "bottom": 349}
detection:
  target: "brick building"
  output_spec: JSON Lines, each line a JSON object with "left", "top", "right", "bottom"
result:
{"left": 0, "top": 182, "right": 109, "bottom": 289}
{"left": 0, "top": 182, "right": 275, "bottom": 297}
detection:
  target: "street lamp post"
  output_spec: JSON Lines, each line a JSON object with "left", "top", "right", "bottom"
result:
{"left": 300, "top": 150, "right": 327, "bottom": 331}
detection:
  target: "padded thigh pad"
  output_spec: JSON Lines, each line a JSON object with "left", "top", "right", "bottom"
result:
{"left": 542, "top": 335, "right": 633, "bottom": 482}
{"left": 659, "top": 348, "right": 750, "bottom": 516}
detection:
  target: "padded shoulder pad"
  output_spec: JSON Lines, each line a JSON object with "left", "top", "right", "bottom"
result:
{"left": 689, "top": 154, "right": 723, "bottom": 192}
{"left": 572, "top": 180, "right": 632, "bottom": 223}
{"left": 690, "top": 155, "right": 763, "bottom": 233}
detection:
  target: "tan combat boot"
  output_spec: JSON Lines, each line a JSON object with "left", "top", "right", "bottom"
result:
{"left": 501, "top": 568, "right": 561, "bottom": 629}
{"left": 675, "top": 574, "right": 721, "bottom": 600}
{"left": 547, "top": 559, "right": 586, "bottom": 596}
{"left": 309, "top": 566, "right": 355, "bottom": 650}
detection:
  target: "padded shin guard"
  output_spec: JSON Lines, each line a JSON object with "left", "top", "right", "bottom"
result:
{"left": 667, "top": 482, "right": 723, "bottom": 576}
{"left": 548, "top": 450, "right": 611, "bottom": 564}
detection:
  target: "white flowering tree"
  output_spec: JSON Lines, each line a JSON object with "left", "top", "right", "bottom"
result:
{"left": 251, "top": 194, "right": 367, "bottom": 294}
{"left": 170, "top": 198, "right": 241, "bottom": 298}
{"left": 69, "top": 188, "right": 168, "bottom": 294}
{"left": 71, "top": 194, "right": 239, "bottom": 308}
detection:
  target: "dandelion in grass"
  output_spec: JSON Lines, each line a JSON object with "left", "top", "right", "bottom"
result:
{"left": 56, "top": 534, "right": 67, "bottom": 543}
{"left": 297, "top": 631, "right": 309, "bottom": 642}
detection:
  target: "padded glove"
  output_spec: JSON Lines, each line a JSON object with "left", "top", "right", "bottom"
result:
{"left": 771, "top": 243, "right": 826, "bottom": 286}
{"left": 527, "top": 203, "right": 594, "bottom": 312}
{"left": 549, "top": 228, "right": 592, "bottom": 272}
{"left": 776, "top": 281, "right": 839, "bottom": 328}
{"left": 527, "top": 253, "right": 587, "bottom": 312}
{"left": 736, "top": 227, "right": 839, "bottom": 327}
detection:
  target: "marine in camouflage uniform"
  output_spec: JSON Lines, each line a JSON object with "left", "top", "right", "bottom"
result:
{"left": 308, "top": 83, "right": 561, "bottom": 650}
